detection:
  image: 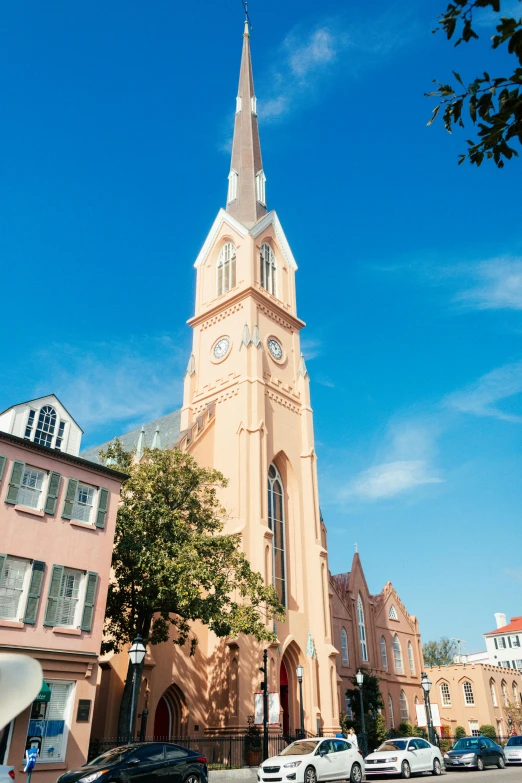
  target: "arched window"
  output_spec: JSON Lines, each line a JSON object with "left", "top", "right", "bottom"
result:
{"left": 357, "top": 595, "right": 368, "bottom": 661}
{"left": 408, "top": 641, "right": 415, "bottom": 675}
{"left": 34, "top": 405, "right": 57, "bottom": 447}
{"left": 267, "top": 463, "right": 286, "bottom": 606}
{"left": 217, "top": 242, "right": 236, "bottom": 296}
{"left": 340, "top": 627, "right": 349, "bottom": 666}
{"left": 463, "top": 681, "right": 475, "bottom": 706}
{"left": 400, "top": 690, "right": 409, "bottom": 721}
{"left": 440, "top": 681, "right": 452, "bottom": 707}
{"left": 389, "top": 605, "right": 398, "bottom": 620}
{"left": 490, "top": 679, "right": 498, "bottom": 707}
{"left": 260, "top": 243, "right": 277, "bottom": 296}
{"left": 388, "top": 694, "right": 395, "bottom": 729}
{"left": 513, "top": 682, "right": 519, "bottom": 704}
{"left": 393, "top": 634, "right": 403, "bottom": 674}
{"left": 380, "top": 636, "right": 388, "bottom": 670}
{"left": 502, "top": 680, "right": 508, "bottom": 706}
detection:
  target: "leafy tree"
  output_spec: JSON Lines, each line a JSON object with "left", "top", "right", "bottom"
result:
{"left": 399, "top": 721, "right": 414, "bottom": 737}
{"left": 504, "top": 698, "right": 522, "bottom": 732}
{"left": 345, "top": 669, "right": 385, "bottom": 751}
{"left": 479, "top": 724, "right": 497, "bottom": 740}
{"left": 455, "top": 725, "right": 467, "bottom": 739}
{"left": 99, "top": 441, "right": 284, "bottom": 740}
{"left": 427, "top": 0, "right": 522, "bottom": 167}
{"left": 423, "top": 637, "right": 457, "bottom": 666}
{"left": 371, "top": 712, "right": 388, "bottom": 750}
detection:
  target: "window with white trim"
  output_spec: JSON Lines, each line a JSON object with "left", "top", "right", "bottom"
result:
{"left": 25, "top": 409, "right": 36, "bottom": 439}
{"left": 340, "top": 627, "right": 349, "bottom": 666}
{"left": 267, "top": 464, "right": 286, "bottom": 607}
{"left": 72, "top": 483, "right": 96, "bottom": 524}
{"left": 357, "top": 594, "right": 368, "bottom": 662}
{"left": 490, "top": 679, "right": 498, "bottom": 707}
{"left": 463, "top": 681, "right": 475, "bottom": 706}
{"left": 502, "top": 680, "right": 508, "bottom": 705}
{"left": 217, "top": 242, "right": 236, "bottom": 296}
{"left": 389, "top": 605, "right": 398, "bottom": 620}
{"left": 469, "top": 720, "right": 480, "bottom": 737}
{"left": 381, "top": 636, "right": 388, "bottom": 670}
{"left": 260, "top": 243, "right": 277, "bottom": 296}
{"left": 393, "top": 634, "right": 403, "bottom": 674}
{"left": 34, "top": 406, "right": 57, "bottom": 447}
{"left": 57, "top": 569, "right": 84, "bottom": 627}
{"left": 344, "top": 695, "right": 353, "bottom": 720}
{"left": 512, "top": 636, "right": 521, "bottom": 648}
{"left": 18, "top": 466, "right": 47, "bottom": 510}
{"left": 513, "top": 682, "right": 519, "bottom": 704}
{"left": 26, "top": 680, "right": 74, "bottom": 762}
{"left": 388, "top": 694, "right": 395, "bottom": 728}
{"left": 55, "top": 421, "right": 65, "bottom": 451}
{"left": 0, "top": 556, "right": 31, "bottom": 620}
{"left": 498, "top": 637, "right": 507, "bottom": 648}
{"left": 399, "top": 690, "right": 409, "bottom": 721}
{"left": 440, "top": 681, "right": 452, "bottom": 707}
{"left": 408, "top": 641, "right": 415, "bottom": 675}
{"left": 227, "top": 171, "right": 238, "bottom": 204}
{"left": 256, "top": 170, "right": 266, "bottom": 205}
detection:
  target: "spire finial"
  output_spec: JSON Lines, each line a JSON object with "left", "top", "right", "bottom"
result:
{"left": 242, "top": 0, "right": 251, "bottom": 34}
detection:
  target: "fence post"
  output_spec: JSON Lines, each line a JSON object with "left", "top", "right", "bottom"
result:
{"left": 229, "top": 735, "right": 232, "bottom": 769}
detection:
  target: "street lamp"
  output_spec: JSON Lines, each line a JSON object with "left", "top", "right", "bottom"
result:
{"left": 356, "top": 670, "right": 367, "bottom": 757}
{"left": 421, "top": 672, "right": 435, "bottom": 745}
{"left": 296, "top": 664, "right": 305, "bottom": 738}
{"left": 128, "top": 636, "right": 146, "bottom": 743}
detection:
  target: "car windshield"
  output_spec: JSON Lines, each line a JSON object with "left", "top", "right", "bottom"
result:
{"left": 280, "top": 741, "right": 320, "bottom": 756}
{"left": 87, "top": 747, "right": 133, "bottom": 766}
{"left": 507, "top": 737, "right": 522, "bottom": 746}
{"left": 453, "top": 739, "right": 479, "bottom": 751}
{"left": 377, "top": 741, "right": 408, "bottom": 752}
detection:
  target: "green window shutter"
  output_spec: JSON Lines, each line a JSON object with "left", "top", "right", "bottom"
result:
{"left": 23, "top": 561, "right": 46, "bottom": 625}
{"left": 61, "top": 478, "right": 78, "bottom": 520}
{"left": 0, "top": 455, "right": 6, "bottom": 481}
{"left": 80, "top": 572, "right": 98, "bottom": 632}
{"left": 43, "top": 564, "right": 64, "bottom": 627}
{"left": 5, "top": 460, "right": 25, "bottom": 505}
{"left": 0, "top": 554, "right": 6, "bottom": 584}
{"left": 44, "top": 472, "right": 61, "bottom": 515}
{"left": 95, "top": 488, "right": 110, "bottom": 529}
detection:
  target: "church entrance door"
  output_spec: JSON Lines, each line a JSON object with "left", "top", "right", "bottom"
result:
{"left": 280, "top": 660, "right": 290, "bottom": 735}
{"left": 153, "top": 696, "right": 171, "bottom": 739}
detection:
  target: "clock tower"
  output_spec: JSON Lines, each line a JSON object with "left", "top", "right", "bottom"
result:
{"left": 178, "top": 20, "right": 340, "bottom": 735}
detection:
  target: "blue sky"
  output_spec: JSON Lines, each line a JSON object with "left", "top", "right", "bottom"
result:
{"left": 1, "top": 0, "right": 521, "bottom": 653}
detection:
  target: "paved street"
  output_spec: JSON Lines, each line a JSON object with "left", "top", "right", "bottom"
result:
{"left": 213, "top": 766, "right": 522, "bottom": 783}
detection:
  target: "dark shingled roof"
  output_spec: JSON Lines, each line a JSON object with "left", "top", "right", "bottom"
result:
{"left": 81, "top": 409, "right": 182, "bottom": 464}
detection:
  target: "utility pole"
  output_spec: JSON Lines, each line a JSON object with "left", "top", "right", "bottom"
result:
{"left": 259, "top": 649, "right": 269, "bottom": 760}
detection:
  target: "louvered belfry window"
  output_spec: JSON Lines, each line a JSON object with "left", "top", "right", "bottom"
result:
{"left": 217, "top": 242, "right": 236, "bottom": 296}
{"left": 260, "top": 243, "right": 276, "bottom": 296}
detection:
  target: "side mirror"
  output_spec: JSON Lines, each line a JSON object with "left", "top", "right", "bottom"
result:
{"left": 319, "top": 749, "right": 327, "bottom": 757}
{"left": 127, "top": 759, "right": 141, "bottom": 766}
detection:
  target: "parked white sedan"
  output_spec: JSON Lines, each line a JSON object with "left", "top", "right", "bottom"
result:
{"left": 258, "top": 737, "right": 365, "bottom": 783}
{"left": 365, "top": 738, "right": 443, "bottom": 778}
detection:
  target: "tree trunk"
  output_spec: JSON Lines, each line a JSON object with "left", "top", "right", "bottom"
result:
{"left": 117, "top": 658, "right": 145, "bottom": 743}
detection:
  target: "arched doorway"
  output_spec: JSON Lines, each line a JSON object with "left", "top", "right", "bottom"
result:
{"left": 281, "top": 641, "right": 305, "bottom": 736}
{"left": 153, "top": 683, "right": 187, "bottom": 738}
{"left": 280, "top": 660, "right": 290, "bottom": 734}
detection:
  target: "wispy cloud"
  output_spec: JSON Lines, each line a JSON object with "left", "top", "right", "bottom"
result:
{"left": 300, "top": 337, "right": 322, "bottom": 360}
{"left": 475, "top": 0, "right": 521, "bottom": 27}
{"left": 258, "top": 9, "right": 419, "bottom": 122}
{"left": 455, "top": 257, "right": 522, "bottom": 311}
{"left": 443, "top": 359, "right": 522, "bottom": 423}
{"left": 342, "top": 459, "right": 443, "bottom": 500}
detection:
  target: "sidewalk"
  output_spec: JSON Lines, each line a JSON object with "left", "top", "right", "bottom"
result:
{"left": 209, "top": 768, "right": 258, "bottom": 783}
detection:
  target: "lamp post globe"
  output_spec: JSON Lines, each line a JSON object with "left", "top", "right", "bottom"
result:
{"left": 296, "top": 664, "right": 305, "bottom": 738}
{"left": 128, "top": 635, "right": 146, "bottom": 743}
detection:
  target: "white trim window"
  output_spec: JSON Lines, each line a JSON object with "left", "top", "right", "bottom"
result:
{"left": 227, "top": 170, "right": 238, "bottom": 204}
{"left": 57, "top": 569, "right": 84, "bottom": 627}
{"left": 381, "top": 636, "right": 388, "bottom": 670}
{"left": 217, "top": 242, "right": 236, "bottom": 296}
{"left": 34, "top": 406, "right": 57, "bottom": 448}
{"left": 26, "top": 680, "right": 74, "bottom": 762}
{"left": 490, "top": 679, "right": 498, "bottom": 707}
{"left": 463, "top": 681, "right": 475, "bottom": 706}
{"left": 72, "top": 483, "right": 96, "bottom": 524}
{"left": 393, "top": 634, "right": 403, "bottom": 674}
{"left": 18, "top": 466, "right": 47, "bottom": 510}
{"left": 389, "top": 605, "right": 398, "bottom": 620}
{"left": 0, "top": 556, "right": 31, "bottom": 620}
{"left": 267, "top": 464, "right": 286, "bottom": 607}
{"left": 513, "top": 683, "right": 519, "bottom": 704}
{"left": 440, "top": 681, "right": 452, "bottom": 707}
{"left": 357, "top": 594, "right": 368, "bottom": 662}
{"left": 408, "top": 641, "right": 415, "bottom": 675}
{"left": 388, "top": 694, "right": 395, "bottom": 729}
{"left": 340, "top": 627, "right": 349, "bottom": 666}
{"left": 469, "top": 720, "right": 480, "bottom": 737}
{"left": 260, "top": 243, "right": 276, "bottom": 296}
{"left": 399, "top": 690, "right": 409, "bottom": 722}
{"left": 502, "top": 681, "right": 508, "bottom": 706}
{"left": 256, "top": 170, "right": 266, "bottom": 205}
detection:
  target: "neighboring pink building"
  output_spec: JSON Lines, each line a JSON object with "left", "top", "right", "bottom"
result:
{"left": 0, "top": 395, "right": 126, "bottom": 783}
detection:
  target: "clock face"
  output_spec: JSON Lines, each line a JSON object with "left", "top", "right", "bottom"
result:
{"left": 267, "top": 338, "right": 283, "bottom": 361}
{"left": 213, "top": 337, "right": 230, "bottom": 359}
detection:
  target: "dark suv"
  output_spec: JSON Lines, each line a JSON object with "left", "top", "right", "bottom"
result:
{"left": 57, "top": 743, "right": 208, "bottom": 783}
{"left": 444, "top": 736, "right": 505, "bottom": 770}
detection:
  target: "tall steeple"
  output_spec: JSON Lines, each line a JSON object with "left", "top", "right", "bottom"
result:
{"left": 226, "top": 20, "right": 267, "bottom": 228}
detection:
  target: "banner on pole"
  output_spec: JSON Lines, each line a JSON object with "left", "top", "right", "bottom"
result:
{"left": 415, "top": 703, "right": 441, "bottom": 728}
{"left": 254, "top": 692, "right": 281, "bottom": 725}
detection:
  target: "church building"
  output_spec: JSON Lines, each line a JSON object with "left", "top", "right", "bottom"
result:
{"left": 87, "top": 21, "right": 341, "bottom": 739}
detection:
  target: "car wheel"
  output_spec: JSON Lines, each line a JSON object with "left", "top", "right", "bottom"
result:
{"left": 432, "top": 758, "right": 442, "bottom": 776}
{"left": 476, "top": 757, "right": 484, "bottom": 771}
{"left": 184, "top": 775, "right": 200, "bottom": 783}
{"left": 305, "top": 765, "right": 317, "bottom": 783}
{"left": 498, "top": 756, "right": 505, "bottom": 769}
{"left": 350, "top": 762, "right": 362, "bottom": 783}
{"left": 401, "top": 761, "right": 411, "bottom": 779}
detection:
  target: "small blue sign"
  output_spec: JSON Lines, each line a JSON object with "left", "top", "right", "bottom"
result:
{"left": 24, "top": 747, "right": 38, "bottom": 773}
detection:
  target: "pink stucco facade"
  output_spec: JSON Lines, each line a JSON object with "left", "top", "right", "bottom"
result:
{"left": 0, "top": 430, "right": 125, "bottom": 783}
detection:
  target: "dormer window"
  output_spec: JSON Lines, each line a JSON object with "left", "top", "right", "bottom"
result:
{"left": 251, "top": 95, "right": 257, "bottom": 114}
{"left": 227, "top": 170, "right": 238, "bottom": 203}
{"left": 25, "top": 409, "right": 36, "bottom": 439}
{"left": 256, "top": 170, "right": 266, "bottom": 205}
{"left": 236, "top": 96, "right": 242, "bottom": 113}
{"left": 34, "top": 406, "right": 57, "bottom": 447}
{"left": 217, "top": 242, "right": 237, "bottom": 296}
{"left": 260, "top": 243, "right": 277, "bottom": 296}
{"left": 55, "top": 421, "right": 66, "bottom": 451}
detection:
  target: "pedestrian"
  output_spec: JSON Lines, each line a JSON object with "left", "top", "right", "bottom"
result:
{"left": 348, "top": 727, "right": 359, "bottom": 748}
